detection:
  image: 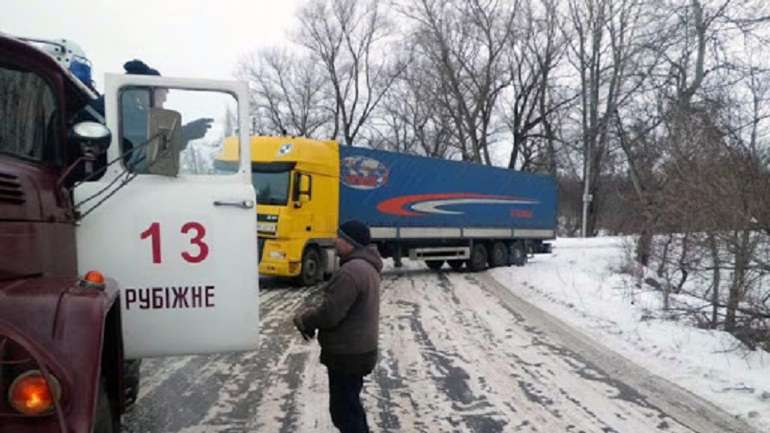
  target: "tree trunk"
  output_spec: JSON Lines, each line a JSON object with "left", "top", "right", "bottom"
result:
{"left": 675, "top": 232, "right": 690, "bottom": 294}
{"left": 708, "top": 233, "right": 720, "bottom": 329}
{"left": 725, "top": 230, "right": 750, "bottom": 332}
{"left": 509, "top": 133, "right": 524, "bottom": 169}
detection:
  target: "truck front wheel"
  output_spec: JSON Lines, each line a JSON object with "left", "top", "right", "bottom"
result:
{"left": 298, "top": 248, "right": 322, "bottom": 286}
{"left": 123, "top": 359, "right": 141, "bottom": 407}
{"left": 425, "top": 260, "right": 444, "bottom": 270}
{"left": 448, "top": 260, "right": 465, "bottom": 271}
{"left": 467, "top": 244, "right": 488, "bottom": 272}
{"left": 93, "top": 379, "right": 114, "bottom": 433}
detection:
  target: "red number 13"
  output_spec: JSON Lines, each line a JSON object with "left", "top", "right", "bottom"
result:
{"left": 140, "top": 222, "right": 210, "bottom": 264}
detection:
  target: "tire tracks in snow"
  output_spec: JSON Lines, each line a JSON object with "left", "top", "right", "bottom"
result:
{"left": 121, "top": 267, "right": 759, "bottom": 433}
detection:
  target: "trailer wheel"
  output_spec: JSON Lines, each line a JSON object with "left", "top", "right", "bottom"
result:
{"left": 298, "top": 248, "right": 322, "bottom": 286}
{"left": 490, "top": 242, "right": 508, "bottom": 268}
{"left": 510, "top": 241, "right": 528, "bottom": 266}
{"left": 448, "top": 260, "right": 465, "bottom": 271}
{"left": 425, "top": 260, "right": 444, "bottom": 270}
{"left": 93, "top": 379, "right": 114, "bottom": 433}
{"left": 467, "top": 244, "right": 488, "bottom": 272}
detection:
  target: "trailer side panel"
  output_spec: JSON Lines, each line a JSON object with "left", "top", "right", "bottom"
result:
{"left": 338, "top": 147, "right": 557, "bottom": 237}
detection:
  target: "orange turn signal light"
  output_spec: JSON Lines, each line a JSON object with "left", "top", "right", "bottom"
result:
{"left": 83, "top": 270, "right": 105, "bottom": 285}
{"left": 8, "top": 370, "right": 61, "bottom": 416}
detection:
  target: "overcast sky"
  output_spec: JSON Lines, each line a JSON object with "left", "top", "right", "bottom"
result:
{"left": 2, "top": 0, "right": 299, "bottom": 92}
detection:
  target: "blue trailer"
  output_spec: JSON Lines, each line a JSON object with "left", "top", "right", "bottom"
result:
{"left": 338, "top": 146, "right": 557, "bottom": 271}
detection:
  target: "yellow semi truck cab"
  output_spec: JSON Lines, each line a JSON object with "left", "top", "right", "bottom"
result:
{"left": 218, "top": 136, "right": 341, "bottom": 285}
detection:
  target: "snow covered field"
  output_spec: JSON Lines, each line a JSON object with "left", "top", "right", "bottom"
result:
{"left": 490, "top": 237, "right": 770, "bottom": 432}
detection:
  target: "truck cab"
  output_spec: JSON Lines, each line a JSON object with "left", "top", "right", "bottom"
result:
{"left": 219, "top": 136, "right": 341, "bottom": 285}
{"left": 0, "top": 34, "right": 260, "bottom": 432}
{"left": 0, "top": 33, "right": 126, "bottom": 433}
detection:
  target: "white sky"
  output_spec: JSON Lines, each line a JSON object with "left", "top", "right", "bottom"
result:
{"left": 2, "top": 0, "right": 300, "bottom": 92}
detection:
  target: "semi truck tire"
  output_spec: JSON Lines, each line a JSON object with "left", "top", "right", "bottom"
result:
{"left": 448, "top": 260, "right": 465, "bottom": 271}
{"left": 510, "top": 241, "right": 528, "bottom": 266}
{"left": 467, "top": 243, "right": 488, "bottom": 272}
{"left": 93, "top": 379, "right": 114, "bottom": 433}
{"left": 425, "top": 260, "right": 444, "bottom": 270}
{"left": 490, "top": 242, "right": 508, "bottom": 267}
{"left": 299, "top": 248, "right": 322, "bottom": 286}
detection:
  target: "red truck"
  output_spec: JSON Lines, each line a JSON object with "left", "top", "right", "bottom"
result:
{"left": 0, "top": 34, "right": 260, "bottom": 432}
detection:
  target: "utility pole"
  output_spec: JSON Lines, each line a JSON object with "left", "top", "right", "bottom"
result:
{"left": 582, "top": 142, "right": 592, "bottom": 238}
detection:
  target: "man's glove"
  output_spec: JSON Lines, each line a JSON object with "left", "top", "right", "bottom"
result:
{"left": 293, "top": 313, "right": 316, "bottom": 341}
{"left": 181, "top": 117, "right": 213, "bottom": 142}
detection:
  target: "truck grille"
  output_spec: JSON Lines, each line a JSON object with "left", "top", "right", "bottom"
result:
{"left": 0, "top": 172, "right": 24, "bottom": 205}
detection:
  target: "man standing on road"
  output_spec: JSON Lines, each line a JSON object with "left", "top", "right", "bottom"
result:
{"left": 293, "top": 220, "right": 383, "bottom": 433}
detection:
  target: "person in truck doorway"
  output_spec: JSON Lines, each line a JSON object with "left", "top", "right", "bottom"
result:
{"left": 293, "top": 220, "right": 383, "bottom": 433}
{"left": 88, "top": 59, "right": 213, "bottom": 172}
{"left": 119, "top": 60, "right": 212, "bottom": 172}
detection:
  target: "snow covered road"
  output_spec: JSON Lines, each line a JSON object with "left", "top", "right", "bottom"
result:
{"left": 121, "top": 266, "right": 758, "bottom": 433}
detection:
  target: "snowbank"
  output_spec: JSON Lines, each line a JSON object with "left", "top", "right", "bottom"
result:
{"left": 489, "top": 236, "right": 770, "bottom": 432}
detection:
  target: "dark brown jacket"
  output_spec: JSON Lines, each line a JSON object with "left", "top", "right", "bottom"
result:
{"left": 301, "top": 245, "right": 382, "bottom": 375}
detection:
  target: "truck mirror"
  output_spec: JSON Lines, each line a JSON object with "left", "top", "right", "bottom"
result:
{"left": 299, "top": 174, "right": 311, "bottom": 197}
{"left": 146, "top": 107, "right": 183, "bottom": 177}
{"left": 292, "top": 173, "right": 311, "bottom": 208}
{"left": 72, "top": 121, "right": 111, "bottom": 155}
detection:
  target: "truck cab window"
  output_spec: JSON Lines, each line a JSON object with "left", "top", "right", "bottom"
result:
{"left": 119, "top": 87, "right": 151, "bottom": 171}
{"left": 0, "top": 66, "right": 58, "bottom": 163}
{"left": 119, "top": 87, "right": 239, "bottom": 175}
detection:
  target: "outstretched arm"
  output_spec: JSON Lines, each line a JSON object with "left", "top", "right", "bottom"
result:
{"left": 300, "top": 271, "right": 358, "bottom": 332}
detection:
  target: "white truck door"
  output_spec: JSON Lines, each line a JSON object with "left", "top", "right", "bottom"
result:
{"left": 75, "top": 74, "right": 259, "bottom": 358}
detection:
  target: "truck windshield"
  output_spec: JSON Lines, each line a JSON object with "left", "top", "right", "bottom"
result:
{"left": 214, "top": 161, "right": 294, "bottom": 205}
{"left": 0, "top": 66, "right": 57, "bottom": 162}
{"left": 252, "top": 170, "right": 290, "bottom": 205}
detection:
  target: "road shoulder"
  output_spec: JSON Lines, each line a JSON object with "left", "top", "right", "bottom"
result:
{"left": 477, "top": 272, "right": 759, "bottom": 433}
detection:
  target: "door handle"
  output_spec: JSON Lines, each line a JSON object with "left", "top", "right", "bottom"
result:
{"left": 213, "top": 200, "right": 255, "bottom": 209}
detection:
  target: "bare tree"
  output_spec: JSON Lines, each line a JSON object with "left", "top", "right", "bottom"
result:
{"left": 369, "top": 62, "right": 456, "bottom": 158}
{"left": 296, "top": 0, "right": 405, "bottom": 145}
{"left": 237, "top": 48, "right": 332, "bottom": 137}
{"left": 616, "top": 0, "right": 770, "bottom": 264}
{"left": 505, "top": 0, "right": 574, "bottom": 173}
{"left": 400, "top": 0, "right": 517, "bottom": 164}
{"left": 564, "top": 0, "right": 657, "bottom": 237}
{"left": 643, "top": 95, "right": 770, "bottom": 339}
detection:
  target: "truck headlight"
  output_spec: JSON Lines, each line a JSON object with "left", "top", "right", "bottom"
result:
{"left": 269, "top": 251, "right": 286, "bottom": 259}
{"left": 8, "top": 369, "right": 61, "bottom": 416}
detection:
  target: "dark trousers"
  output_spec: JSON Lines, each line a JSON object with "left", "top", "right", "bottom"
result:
{"left": 327, "top": 368, "right": 370, "bottom": 433}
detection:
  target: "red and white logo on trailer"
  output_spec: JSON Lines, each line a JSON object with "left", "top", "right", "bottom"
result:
{"left": 377, "top": 193, "right": 539, "bottom": 216}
